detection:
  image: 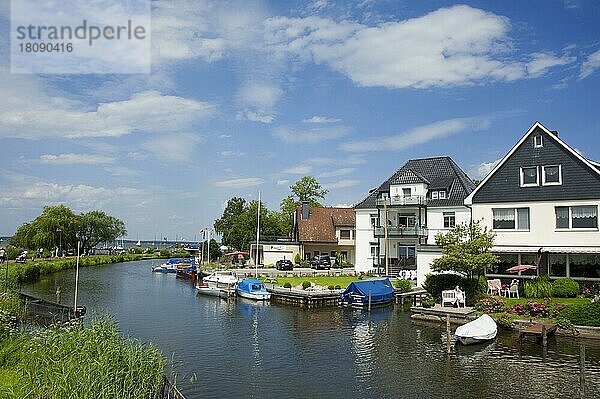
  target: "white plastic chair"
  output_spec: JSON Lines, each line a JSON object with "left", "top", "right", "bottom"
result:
{"left": 507, "top": 281, "right": 519, "bottom": 298}
{"left": 487, "top": 279, "right": 501, "bottom": 295}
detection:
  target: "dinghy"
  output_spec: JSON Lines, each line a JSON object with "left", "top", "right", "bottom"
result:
{"left": 455, "top": 314, "right": 497, "bottom": 345}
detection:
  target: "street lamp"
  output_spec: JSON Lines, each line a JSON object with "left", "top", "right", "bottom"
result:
{"left": 56, "top": 228, "right": 62, "bottom": 257}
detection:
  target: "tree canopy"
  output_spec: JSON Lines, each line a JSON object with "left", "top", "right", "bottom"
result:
{"left": 431, "top": 220, "right": 498, "bottom": 292}
{"left": 10, "top": 205, "right": 126, "bottom": 253}
{"left": 280, "top": 176, "right": 328, "bottom": 233}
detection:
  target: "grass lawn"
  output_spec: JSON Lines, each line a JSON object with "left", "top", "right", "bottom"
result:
{"left": 260, "top": 275, "right": 358, "bottom": 288}
{"left": 502, "top": 297, "right": 589, "bottom": 308}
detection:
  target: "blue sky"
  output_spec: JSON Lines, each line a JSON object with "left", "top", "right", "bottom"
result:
{"left": 1, "top": 0, "right": 600, "bottom": 241}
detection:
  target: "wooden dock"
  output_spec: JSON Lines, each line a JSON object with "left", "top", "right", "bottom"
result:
{"left": 396, "top": 289, "right": 428, "bottom": 306}
{"left": 519, "top": 322, "right": 557, "bottom": 347}
{"left": 267, "top": 286, "right": 341, "bottom": 308}
{"left": 410, "top": 304, "right": 475, "bottom": 324}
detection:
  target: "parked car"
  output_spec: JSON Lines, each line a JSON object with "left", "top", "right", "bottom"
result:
{"left": 276, "top": 259, "right": 293, "bottom": 271}
{"left": 310, "top": 255, "right": 331, "bottom": 270}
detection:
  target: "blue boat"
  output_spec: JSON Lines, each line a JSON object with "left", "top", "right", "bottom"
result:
{"left": 152, "top": 258, "right": 195, "bottom": 273}
{"left": 340, "top": 278, "right": 395, "bottom": 307}
{"left": 236, "top": 278, "right": 271, "bottom": 301}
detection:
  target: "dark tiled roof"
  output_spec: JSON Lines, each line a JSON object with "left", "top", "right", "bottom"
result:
{"left": 295, "top": 207, "right": 355, "bottom": 243}
{"left": 355, "top": 156, "right": 475, "bottom": 209}
{"left": 389, "top": 169, "right": 430, "bottom": 185}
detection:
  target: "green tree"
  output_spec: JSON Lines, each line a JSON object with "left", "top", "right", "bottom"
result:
{"left": 10, "top": 205, "right": 78, "bottom": 250}
{"left": 214, "top": 197, "right": 246, "bottom": 249}
{"left": 76, "top": 210, "right": 127, "bottom": 253}
{"left": 280, "top": 176, "right": 328, "bottom": 233}
{"left": 431, "top": 220, "right": 498, "bottom": 293}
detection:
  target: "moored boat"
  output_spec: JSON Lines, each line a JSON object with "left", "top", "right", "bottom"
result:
{"left": 196, "top": 271, "right": 238, "bottom": 297}
{"left": 454, "top": 314, "right": 498, "bottom": 345}
{"left": 236, "top": 278, "right": 271, "bottom": 300}
{"left": 340, "top": 278, "right": 395, "bottom": 308}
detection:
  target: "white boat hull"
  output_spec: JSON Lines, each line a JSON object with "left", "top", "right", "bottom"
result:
{"left": 236, "top": 290, "right": 271, "bottom": 300}
{"left": 455, "top": 314, "right": 498, "bottom": 345}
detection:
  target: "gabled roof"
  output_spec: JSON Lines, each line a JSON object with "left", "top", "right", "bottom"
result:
{"left": 295, "top": 207, "right": 355, "bottom": 243}
{"left": 355, "top": 156, "right": 475, "bottom": 209}
{"left": 465, "top": 121, "right": 600, "bottom": 205}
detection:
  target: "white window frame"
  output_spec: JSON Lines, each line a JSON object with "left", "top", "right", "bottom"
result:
{"left": 431, "top": 191, "right": 439, "bottom": 200}
{"left": 542, "top": 164, "right": 562, "bottom": 186}
{"left": 370, "top": 245, "right": 378, "bottom": 258}
{"left": 555, "top": 205, "right": 598, "bottom": 230}
{"left": 534, "top": 135, "right": 543, "bottom": 148}
{"left": 520, "top": 166, "right": 539, "bottom": 187}
{"left": 402, "top": 188, "right": 411, "bottom": 198}
{"left": 370, "top": 214, "right": 379, "bottom": 228}
{"left": 443, "top": 212, "right": 455, "bottom": 228}
{"left": 438, "top": 191, "right": 446, "bottom": 199}
{"left": 492, "top": 207, "right": 530, "bottom": 231}
{"left": 340, "top": 229, "right": 351, "bottom": 239}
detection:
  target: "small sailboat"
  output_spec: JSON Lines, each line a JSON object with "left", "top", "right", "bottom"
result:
{"left": 454, "top": 314, "right": 498, "bottom": 345}
{"left": 236, "top": 279, "right": 271, "bottom": 300}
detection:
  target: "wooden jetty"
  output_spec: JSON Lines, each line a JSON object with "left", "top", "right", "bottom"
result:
{"left": 396, "top": 289, "right": 428, "bottom": 307}
{"left": 410, "top": 304, "right": 475, "bottom": 325}
{"left": 519, "top": 322, "right": 557, "bottom": 347}
{"left": 267, "top": 286, "right": 341, "bottom": 308}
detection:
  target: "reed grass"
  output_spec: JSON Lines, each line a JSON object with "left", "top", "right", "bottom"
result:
{"left": 0, "top": 316, "right": 165, "bottom": 399}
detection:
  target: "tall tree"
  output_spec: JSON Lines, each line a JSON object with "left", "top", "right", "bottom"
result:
{"left": 431, "top": 220, "right": 498, "bottom": 292}
{"left": 214, "top": 197, "right": 246, "bottom": 249}
{"left": 10, "top": 205, "right": 78, "bottom": 250}
{"left": 280, "top": 176, "right": 328, "bottom": 233}
{"left": 76, "top": 210, "right": 127, "bottom": 253}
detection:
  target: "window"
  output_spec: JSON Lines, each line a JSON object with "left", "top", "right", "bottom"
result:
{"left": 402, "top": 188, "right": 411, "bottom": 198}
{"left": 493, "top": 208, "right": 529, "bottom": 230}
{"left": 439, "top": 191, "right": 447, "bottom": 199}
{"left": 370, "top": 214, "right": 379, "bottom": 228}
{"left": 398, "top": 215, "right": 416, "bottom": 227}
{"left": 549, "top": 254, "right": 567, "bottom": 277}
{"left": 520, "top": 166, "right": 539, "bottom": 186}
{"left": 569, "top": 254, "right": 600, "bottom": 279}
{"left": 534, "top": 135, "right": 543, "bottom": 148}
{"left": 542, "top": 165, "right": 561, "bottom": 185}
{"left": 340, "top": 229, "right": 351, "bottom": 239}
{"left": 370, "top": 245, "right": 378, "bottom": 258}
{"left": 443, "top": 212, "right": 455, "bottom": 228}
{"left": 555, "top": 205, "right": 598, "bottom": 229}
{"left": 431, "top": 191, "right": 438, "bottom": 200}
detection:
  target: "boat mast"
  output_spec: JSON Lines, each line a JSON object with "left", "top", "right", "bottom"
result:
{"left": 255, "top": 191, "right": 261, "bottom": 278}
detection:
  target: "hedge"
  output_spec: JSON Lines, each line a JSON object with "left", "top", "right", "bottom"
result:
{"left": 559, "top": 302, "right": 600, "bottom": 327}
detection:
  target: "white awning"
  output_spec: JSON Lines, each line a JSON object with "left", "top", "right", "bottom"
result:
{"left": 492, "top": 246, "right": 542, "bottom": 253}
{"left": 541, "top": 246, "right": 600, "bottom": 254}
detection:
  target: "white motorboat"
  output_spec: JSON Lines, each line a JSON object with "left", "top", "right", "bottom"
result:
{"left": 236, "top": 278, "right": 271, "bottom": 300}
{"left": 196, "top": 271, "right": 238, "bottom": 297}
{"left": 455, "top": 314, "right": 498, "bottom": 345}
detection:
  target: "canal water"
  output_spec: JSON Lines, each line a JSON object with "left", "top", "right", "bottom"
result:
{"left": 23, "top": 260, "right": 600, "bottom": 399}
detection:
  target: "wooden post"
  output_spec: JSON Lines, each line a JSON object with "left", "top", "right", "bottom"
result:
{"left": 446, "top": 314, "right": 451, "bottom": 354}
{"left": 580, "top": 343, "right": 586, "bottom": 398}
{"left": 368, "top": 291, "right": 372, "bottom": 312}
{"left": 542, "top": 324, "right": 547, "bottom": 347}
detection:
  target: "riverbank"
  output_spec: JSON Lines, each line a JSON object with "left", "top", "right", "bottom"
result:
{"left": 0, "top": 292, "right": 166, "bottom": 398}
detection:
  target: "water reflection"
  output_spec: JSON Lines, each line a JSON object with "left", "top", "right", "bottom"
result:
{"left": 23, "top": 260, "right": 600, "bottom": 399}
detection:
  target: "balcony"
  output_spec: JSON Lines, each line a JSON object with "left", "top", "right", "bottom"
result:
{"left": 375, "top": 195, "right": 427, "bottom": 207}
{"left": 373, "top": 225, "right": 428, "bottom": 238}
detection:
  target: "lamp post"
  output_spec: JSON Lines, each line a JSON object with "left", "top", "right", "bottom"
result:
{"left": 56, "top": 228, "right": 62, "bottom": 257}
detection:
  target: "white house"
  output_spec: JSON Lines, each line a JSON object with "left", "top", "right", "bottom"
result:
{"left": 465, "top": 122, "right": 600, "bottom": 282}
{"left": 354, "top": 156, "right": 475, "bottom": 286}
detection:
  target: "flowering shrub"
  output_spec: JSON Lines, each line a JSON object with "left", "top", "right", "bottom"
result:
{"left": 581, "top": 283, "right": 600, "bottom": 298}
{"left": 509, "top": 298, "right": 564, "bottom": 319}
{"left": 475, "top": 296, "right": 506, "bottom": 313}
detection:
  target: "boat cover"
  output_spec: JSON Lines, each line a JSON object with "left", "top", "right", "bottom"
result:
{"left": 237, "top": 279, "right": 267, "bottom": 293}
{"left": 455, "top": 314, "right": 498, "bottom": 340}
{"left": 341, "top": 278, "right": 395, "bottom": 304}
{"left": 166, "top": 258, "right": 194, "bottom": 264}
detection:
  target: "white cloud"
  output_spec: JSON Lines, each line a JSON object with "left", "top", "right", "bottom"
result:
{"left": 264, "top": 5, "right": 571, "bottom": 89}
{"left": 276, "top": 179, "right": 290, "bottom": 185}
{"left": 470, "top": 158, "right": 502, "bottom": 179}
{"left": 580, "top": 49, "right": 600, "bottom": 79}
{"left": 237, "top": 81, "right": 282, "bottom": 123}
{"left": 219, "top": 150, "right": 245, "bottom": 157}
{"left": 40, "top": 153, "right": 115, "bottom": 165}
{"left": 526, "top": 52, "right": 575, "bottom": 77}
{"left": 282, "top": 165, "right": 312, "bottom": 174}
{"left": 340, "top": 116, "right": 491, "bottom": 152}
{"left": 142, "top": 133, "right": 204, "bottom": 163}
{"left": 318, "top": 167, "right": 355, "bottom": 178}
{"left": 323, "top": 179, "right": 360, "bottom": 189}
{"left": 272, "top": 125, "right": 349, "bottom": 144}
{"left": 214, "top": 178, "right": 265, "bottom": 188}
{"left": 302, "top": 115, "right": 341, "bottom": 123}
{"left": 127, "top": 152, "right": 148, "bottom": 161}
{"left": 0, "top": 72, "right": 214, "bottom": 139}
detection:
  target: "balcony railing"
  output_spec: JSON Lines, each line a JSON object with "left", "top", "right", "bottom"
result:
{"left": 375, "top": 195, "right": 427, "bottom": 207}
{"left": 373, "top": 225, "right": 428, "bottom": 238}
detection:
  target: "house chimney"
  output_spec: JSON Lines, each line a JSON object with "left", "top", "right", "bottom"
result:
{"left": 550, "top": 130, "right": 559, "bottom": 137}
{"left": 301, "top": 201, "right": 310, "bottom": 220}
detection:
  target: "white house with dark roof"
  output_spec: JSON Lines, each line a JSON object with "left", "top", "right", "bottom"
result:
{"left": 354, "top": 156, "right": 475, "bottom": 285}
{"left": 465, "top": 121, "right": 600, "bottom": 282}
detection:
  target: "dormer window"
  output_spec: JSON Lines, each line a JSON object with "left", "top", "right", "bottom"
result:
{"left": 431, "top": 191, "right": 438, "bottom": 200}
{"left": 534, "top": 135, "right": 543, "bottom": 148}
{"left": 520, "top": 166, "right": 539, "bottom": 187}
{"left": 439, "top": 191, "right": 447, "bottom": 199}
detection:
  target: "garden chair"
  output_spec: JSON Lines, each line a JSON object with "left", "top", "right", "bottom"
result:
{"left": 487, "top": 279, "right": 501, "bottom": 296}
{"left": 507, "top": 280, "right": 519, "bottom": 298}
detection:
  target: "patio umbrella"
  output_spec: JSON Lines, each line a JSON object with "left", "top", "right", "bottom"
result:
{"left": 506, "top": 264, "right": 538, "bottom": 273}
